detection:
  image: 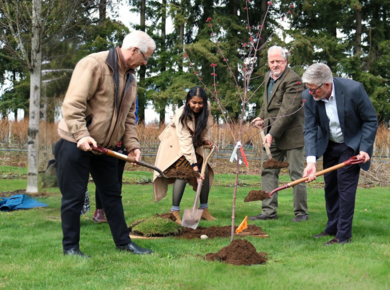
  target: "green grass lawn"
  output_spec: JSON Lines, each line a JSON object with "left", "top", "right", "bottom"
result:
{"left": 1, "top": 176, "right": 389, "bottom": 290}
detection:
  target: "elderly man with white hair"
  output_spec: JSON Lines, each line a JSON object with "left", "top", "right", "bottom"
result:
{"left": 249, "top": 46, "right": 308, "bottom": 222}
{"left": 302, "top": 63, "right": 378, "bottom": 245}
{"left": 56, "top": 31, "right": 155, "bottom": 257}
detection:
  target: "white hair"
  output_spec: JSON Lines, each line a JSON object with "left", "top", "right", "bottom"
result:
{"left": 268, "top": 46, "right": 287, "bottom": 60}
{"left": 122, "top": 30, "right": 156, "bottom": 52}
{"left": 302, "top": 63, "right": 333, "bottom": 85}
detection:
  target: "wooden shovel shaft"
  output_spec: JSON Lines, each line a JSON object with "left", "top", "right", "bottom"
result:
{"left": 269, "top": 156, "right": 363, "bottom": 196}
{"left": 191, "top": 145, "right": 216, "bottom": 212}
{"left": 289, "top": 162, "right": 347, "bottom": 187}
{"left": 260, "top": 130, "right": 273, "bottom": 160}
{"left": 91, "top": 145, "right": 169, "bottom": 178}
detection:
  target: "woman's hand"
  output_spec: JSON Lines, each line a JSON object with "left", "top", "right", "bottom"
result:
{"left": 203, "top": 140, "right": 218, "bottom": 151}
{"left": 196, "top": 173, "right": 205, "bottom": 184}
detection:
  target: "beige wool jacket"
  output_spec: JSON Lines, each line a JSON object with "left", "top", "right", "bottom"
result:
{"left": 58, "top": 49, "right": 139, "bottom": 152}
{"left": 153, "top": 104, "right": 214, "bottom": 202}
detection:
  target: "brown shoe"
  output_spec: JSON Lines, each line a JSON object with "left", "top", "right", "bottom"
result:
{"left": 201, "top": 208, "right": 216, "bottom": 221}
{"left": 170, "top": 210, "right": 182, "bottom": 225}
{"left": 312, "top": 231, "right": 336, "bottom": 239}
{"left": 324, "top": 237, "right": 351, "bottom": 246}
{"left": 93, "top": 209, "right": 107, "bottom": 223}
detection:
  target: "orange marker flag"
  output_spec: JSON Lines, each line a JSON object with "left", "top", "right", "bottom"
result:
{"left": 235, "top": 216, "right": 248, "bottom": 234}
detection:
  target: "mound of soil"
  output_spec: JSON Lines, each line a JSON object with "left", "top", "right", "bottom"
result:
{"left": 164, "top": 167, "right": 199, "bottom": 180}
{"left": 244, "top": 190, "right": 271, "bottom": 202}
{"left": 263, "top": 159, "right": 289, "bottom": 169}
{"left": 205, "top": 239, "right": 267, "bottom": 266}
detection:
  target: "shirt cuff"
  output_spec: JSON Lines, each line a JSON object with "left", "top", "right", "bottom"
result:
{"left": 307, "top": 156, "right": 316, "bottom": 164}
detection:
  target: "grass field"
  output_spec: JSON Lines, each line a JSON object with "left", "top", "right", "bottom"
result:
{"left": 1, "top": 172, "right": 389, "bottom": 290}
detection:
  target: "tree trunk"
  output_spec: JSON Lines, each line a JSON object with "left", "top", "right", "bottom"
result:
{"left": 26, "top": 0, "right": 42, "bottom": 195}
{"left": 99, "top": 0, "right": 107, "bottom": 20}
{"left": 354, "top": 8, "right": 362, "bottom": 55}
{"left": 159, "top": 0, "right": 167, "bottom": 126}
{"left": 138, "top": 0, "right": 146, "bottom": 123}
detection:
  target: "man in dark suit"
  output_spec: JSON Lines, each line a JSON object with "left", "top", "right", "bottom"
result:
{"left": 302, "top": 63, "right": 378, "bottom": 245}
{"left": 249, "top": 46, "right": 308, "bottom": 222}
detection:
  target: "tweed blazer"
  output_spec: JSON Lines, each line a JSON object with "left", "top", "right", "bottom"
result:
{"left": 259, "top": 67, "right": 305, "bottom": 150}
{"left": 303, "top": 77, "right": 378, "bottom": 171}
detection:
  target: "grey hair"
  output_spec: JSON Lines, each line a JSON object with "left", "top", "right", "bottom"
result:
{"left": 302, "top": 63, "right": 333, "bottom": 85}
{"left": 268, "top": 46, "right": 287, "bottom": 60}
{"left": 122, "top": 30, "right": 156, "bottom": 52}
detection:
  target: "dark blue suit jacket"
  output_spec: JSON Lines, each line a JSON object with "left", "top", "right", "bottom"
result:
{"left": 303, "top": 77, "right": 378, "bottom": 171}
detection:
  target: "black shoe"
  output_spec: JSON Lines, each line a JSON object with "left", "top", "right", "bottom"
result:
{"left": 312, "top": 231, "right": 336, "bottom": 239}
{"left": 63, "top": 248, "right": 90, "bottom": 258}
{"left": 324, "top": 237, "right": 352, "bottom": 246}
{"left": 248, "top": 214, "right": 278, "bottom": 221}
{"left": 117, "top": 242, "right": 153, "bottom": 255}
{"left": 291, "top": 215, "right": 309, "bottom": 222}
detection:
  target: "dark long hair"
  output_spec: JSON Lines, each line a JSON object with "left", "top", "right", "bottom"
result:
{"left": 179, "top": 86, "right": 209, "bottom": 148}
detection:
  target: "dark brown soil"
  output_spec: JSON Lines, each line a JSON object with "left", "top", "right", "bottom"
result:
{"left": 0, "top": 189, "right": 54, "bottom": 198}
{"left": 244, "top": 190, "right": 271, "bottom": 202}
{"left": 155, "top": 212, "right": 177, "bottom": 222}
{"left": 263, "top": 159, "right": 289, "bottom": 169}
{"left": 205, "top": 239, "right": 267, "bottom": 266}
{"left": 164, "top": 167, "right": 199, "bottom": 180}
{"left": 179, "top": 224, "right": 266, "bottom": 239}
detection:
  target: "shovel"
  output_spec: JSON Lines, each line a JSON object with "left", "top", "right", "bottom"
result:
{"left": 259, "top": 129, "right": 289, "bottom": 169}
{"left": 181, "top": 145, "right": 216, "bottom": 229}
{"left": 244, "top": 155, "right": 364, "bottom": 202}
{"left": 92, "top": 145, "right": 171, "bottom": 178}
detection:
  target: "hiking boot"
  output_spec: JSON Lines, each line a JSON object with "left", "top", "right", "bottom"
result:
{"left": 170, "top": 210, "right": 182, "bottom": 225}
{"left": 201, "top": 208, "right": 216, "bottom": 221}
{"left": 93, "top": 209, "right": 107, "bottom": 223}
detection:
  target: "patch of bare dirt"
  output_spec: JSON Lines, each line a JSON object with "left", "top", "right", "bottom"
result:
{"left": 263, "top": 159, "right": 289, "bottom": 169}
{"left": 0, "top": 190, "right": 55, "bottom": 198}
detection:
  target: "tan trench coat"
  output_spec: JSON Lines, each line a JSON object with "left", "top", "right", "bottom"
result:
{"left": 153, "top": 103, "right": 214, "bottom": 202}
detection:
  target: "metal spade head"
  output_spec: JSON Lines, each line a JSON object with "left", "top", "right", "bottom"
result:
{"left": 181, "top": 209, "right": 203, "bottom": 229}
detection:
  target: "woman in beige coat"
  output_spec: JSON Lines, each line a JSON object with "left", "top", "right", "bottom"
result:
{"left": 153, "top": 86, "right": 216, "bottom": 224}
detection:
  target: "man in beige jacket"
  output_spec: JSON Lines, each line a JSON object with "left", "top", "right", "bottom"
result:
{"left": 55, "top": 31, "right": 155, "bottom": 257}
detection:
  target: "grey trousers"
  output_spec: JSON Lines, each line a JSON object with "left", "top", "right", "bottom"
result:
{"left": 261, "top": 142, "right": 308, "bottom": 217}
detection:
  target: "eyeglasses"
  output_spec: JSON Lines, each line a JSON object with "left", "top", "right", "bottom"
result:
{"left": 139, "top": 50, "right": 149, "bottom": 62}
{"left": 306, "top": 83, "right": 324, "bottom": 94}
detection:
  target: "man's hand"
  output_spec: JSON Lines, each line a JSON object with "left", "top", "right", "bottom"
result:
{"left": 264, "top": 134, "right": 273, "bottom": 147}
{"left": 357, "top": 151, "right": 370, "bottom": 163}
{"left": 77, "top": 137, "right": 97, "bottom": 151}
{"left": 251, "top": 117, "right": 264, "bottom": 128}
{"left": 303, "top": 163, "right": 317, "bottom": 183}
{"left": 128, "top": 148, "right": 141, "bottom": 165}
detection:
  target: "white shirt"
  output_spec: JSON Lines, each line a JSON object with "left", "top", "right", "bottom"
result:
{"left": 307, "top": 82, "right": 344, "bottom": 164}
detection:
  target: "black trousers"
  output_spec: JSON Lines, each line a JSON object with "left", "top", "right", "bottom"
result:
{"left": 323, "top": 141, "right": 360, "bottom": 240}
{"left": 55, "top": 139, "right": 131, "bottom": 250}
{"left": 96, "top": 156, "right": 126, "bottom": 209}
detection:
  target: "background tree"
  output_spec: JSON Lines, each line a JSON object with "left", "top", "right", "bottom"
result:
{"left": 0, "top": 0, "right": 91, "bottom": 194}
